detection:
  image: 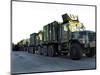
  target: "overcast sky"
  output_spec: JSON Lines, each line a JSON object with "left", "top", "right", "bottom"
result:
{"left": 12, "top": 1, "right": 95, "bottom": 44}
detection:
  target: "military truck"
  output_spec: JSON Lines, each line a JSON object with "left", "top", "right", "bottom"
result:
{"left": 29, "top": 13, "right": 96, "bottom": 60}
{"left": 16, "top": 39, "right": 30, "bottom": 52}
{"left": 29, "top": 33, "right": 37, "bottom": 53}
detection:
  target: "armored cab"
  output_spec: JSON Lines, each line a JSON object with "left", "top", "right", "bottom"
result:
{"left": 59, "top": 13, "right": 96, "bottom": 59}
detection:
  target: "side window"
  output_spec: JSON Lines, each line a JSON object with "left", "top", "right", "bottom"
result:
{"left": 63, "top": 24, "right": 68, "bottom": 31}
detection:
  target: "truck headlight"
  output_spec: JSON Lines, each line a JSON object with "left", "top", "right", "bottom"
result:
{"left": 79, "top": 38, "right": 86, "bottom": 44}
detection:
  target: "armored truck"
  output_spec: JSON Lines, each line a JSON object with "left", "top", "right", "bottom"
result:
{"left": 29, "top": 13, "right": 96, "bottom": 60}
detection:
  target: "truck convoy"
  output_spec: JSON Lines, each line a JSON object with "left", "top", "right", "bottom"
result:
{"left": 15, "top": 13, "right": 96, "bottom": 60}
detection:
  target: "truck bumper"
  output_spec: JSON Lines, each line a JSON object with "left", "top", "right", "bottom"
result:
{"left": 82, "top": 41, "right": 96, "bottom": 48}
{"left": 89, "top": 41, "right": 96, "bottom": 48}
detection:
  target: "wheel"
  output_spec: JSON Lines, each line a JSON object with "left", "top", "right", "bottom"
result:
{"left": 48, "top": 45, "right": 56, "bottom": 57}
{"left": 28, "top": 47, "right": 31, "bottom": 53}
{"left": 25, "top": 47, "right": 27, "bottom": 52}
{"left": 85, "top": 47, "right": 95, "bottom": 57}
{"left": 29, "top": 47, "right": 31, "bottom": 53}
{"left": 24, "top": 47, "right": 27, "bottom": 52}
{"left": 32, "top": 47, "right": 35, "bottom": 54}
{"left": 38, "top": 46, "right": 42, "bottom": 55}
{"left": 27, "top": 47, "right": 29, "bottom": 53}
{"left": 42, "top": 45, "right": 48, "bottom": 56}
{"left": 70, "top": 43, "right": 82, "bottom": 60}
{"left": 26, "top": 47, "right": 28, "bottom": 52}
{"left": 29, "top": 47, "right": 35, "bottom": 54}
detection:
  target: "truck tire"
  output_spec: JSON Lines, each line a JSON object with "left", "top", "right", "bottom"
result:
{"left": 48, "top": 45, "right": 56, "bottom": 57}
{"left": 28, "top": 47, "right": 31, "bottom": 53}
{"left": 29, "top": 47, "right": 35, "bottom": 54}
{"left": 43, "top": 45, "right": 48, "bottom": 56}
{"left": 26, "top": 47, "right": 28, "bottom": 52}
{"left": 29, "top": 47, "right": 32, "bottom": 53}
{"left": 38, "top": 46, "right": 42, "bottom": 55}
{"left": 70, "top": 43, "right": 82, "bottom": 60}
{"left": 85, "top": 48, "right": 95, "bottom": 57}
{"left": 32, "top": 47, "right": 35, "bottom": 54}
{"left": 24, "top": 47, "right": 26, "bottom": 51}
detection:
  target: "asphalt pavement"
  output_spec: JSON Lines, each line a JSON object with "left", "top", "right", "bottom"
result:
{"left": 11, "top": 51, "right": 96, "bottom": 74}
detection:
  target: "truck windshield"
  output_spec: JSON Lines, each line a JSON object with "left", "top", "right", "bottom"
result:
{"left": 79, "top": 31, "right": 96, "bottom": 41}
{"left": 88, "top": 32, "right": 96, "bottom": 41}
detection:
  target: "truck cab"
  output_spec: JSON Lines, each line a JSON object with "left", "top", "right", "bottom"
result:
{"left": 61, "top": 13, "right": 96, "bottom": 59}
{"left": 71, "top": 31, "right": 96, "bottom": 57}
